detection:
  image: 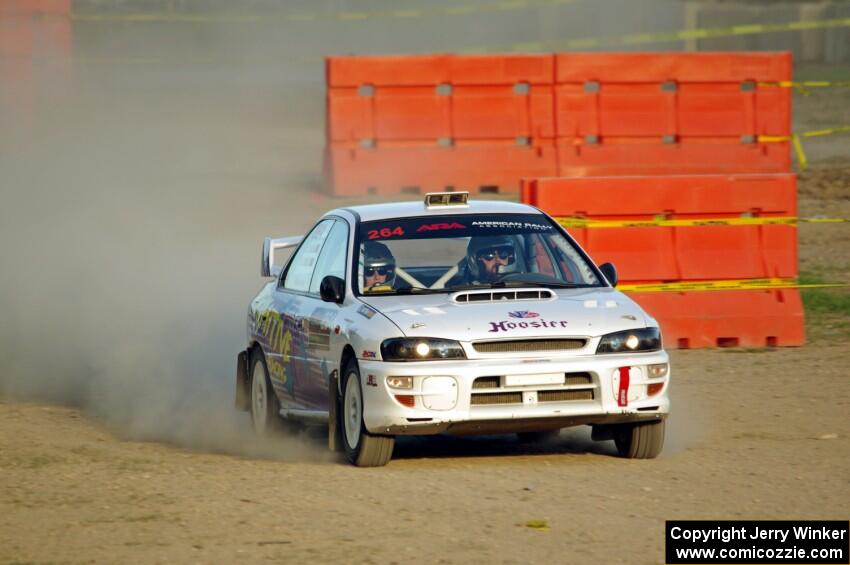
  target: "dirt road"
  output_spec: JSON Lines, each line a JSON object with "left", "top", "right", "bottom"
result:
{"left": 2, "top": 334, "right": 849, "bottom": 564}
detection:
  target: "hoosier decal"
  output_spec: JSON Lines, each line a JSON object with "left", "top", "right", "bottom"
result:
{"left": 488, "top": 319, "right": 569, "bottom": 332}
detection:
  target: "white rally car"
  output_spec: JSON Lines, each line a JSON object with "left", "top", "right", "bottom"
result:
{"left": 236, "top": 192, "right": 670, "bottom": 466}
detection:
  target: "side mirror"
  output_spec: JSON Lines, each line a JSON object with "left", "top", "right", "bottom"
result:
{"left": 599, "top": 262, "right": 618, "bottom": 287}
{"left": 320, "top": 275, "right": 345, "bottom": 304}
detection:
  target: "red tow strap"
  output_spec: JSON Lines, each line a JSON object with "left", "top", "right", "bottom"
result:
{"left": 617, "top": 366, "right": 630, "bottom": 407}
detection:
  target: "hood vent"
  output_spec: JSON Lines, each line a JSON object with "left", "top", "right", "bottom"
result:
{"left": 453, "top": 289, "right": 555, "bottom": 303}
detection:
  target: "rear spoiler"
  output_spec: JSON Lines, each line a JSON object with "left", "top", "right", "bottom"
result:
{"left": 262, "top": 235, "right": 303, "bottom": 277}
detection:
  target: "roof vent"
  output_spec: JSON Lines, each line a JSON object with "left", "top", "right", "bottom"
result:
{"left": 425, "top": 191, "right": 469, "bottom": 208}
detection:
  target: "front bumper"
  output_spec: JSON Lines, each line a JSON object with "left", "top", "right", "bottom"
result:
{"left": 358, "top": 351, "right": 670, "bottom": 435}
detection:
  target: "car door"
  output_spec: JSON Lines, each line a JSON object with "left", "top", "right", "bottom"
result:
{"left": 299, "top": 219, "right": 350, "bottom": 410}
{"left": 272, "top": 218, "right": 335, "bottom": 409}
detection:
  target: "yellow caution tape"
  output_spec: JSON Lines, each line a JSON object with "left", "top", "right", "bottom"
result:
{"left": 792, "top": 134, "right": 809, "bottom": 171}
{"left": 759, "top": 126, "right": 850, "bottom": 171}
{"left": 56, "top": 9, "right": 850, "bottom": 48}
{"left": 69, "top": 0, "right": 580, "bottom": 24}
{"left": 759, "top": 81, "right": 850, "bottom": 89}
{"left": 798, "top": 126, "right": 850, "bottom": 138}
{"left": 555, "top": 216, "right": 848, "bottom": 229}
{"left": 620, "top": 278, "right": 849, "bottom": 294}
{"left": 487, "top": 17, "right": 850, "bottom": 52}
{"left": 758, "top": 80, "right": 850, "bottom": 95}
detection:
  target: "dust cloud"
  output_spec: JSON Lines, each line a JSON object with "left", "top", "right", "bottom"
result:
{"left": 0, "top": 13, "right": 334, "bottom": 459}
{"left": 1, "top": 0, "right": 782, "bottom": 458}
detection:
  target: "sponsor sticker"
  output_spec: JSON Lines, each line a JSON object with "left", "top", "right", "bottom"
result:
{"left": 368, "top": 284, "right": 394, "bottom": 293}
{"left": 508, "top": 310, "right": 540, "bottom": 319}
{"left": 362, "top": 350, "right": 377, "bottom": 359}
{"left": 416, "top": 222, "right": 465, "bottom": 232}
{"left": 367, "top": 226, "right": 404, "bottom": 240}
{"left": 366, "top": 374, "right": 377, "bottom": 387}
{"left": 357, "top": 305, "right": 377, "bottom": 319}
{"left": 471, "top": 220, "right": 551, "bottom": 231}
{"left": 488, "top": 319, "right": 569, "bottom": 333}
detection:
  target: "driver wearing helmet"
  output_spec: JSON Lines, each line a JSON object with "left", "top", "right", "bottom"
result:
{"left": 464, "top": 236, "right": 517, "bottom": 284}
{"left": 362, "top": 241, "right": 397, "bottom": 291}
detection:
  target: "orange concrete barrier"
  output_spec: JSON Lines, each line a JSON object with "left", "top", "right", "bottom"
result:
{"left": 630, "top": 290, "right": 804, "bottom": 348}
{"left": 326, "top": 142, "right": 557, "bottom": 196}
{"left": 554, "top": 52, "right": 792, "bottom": 176}
{"left": 0, "top": 0, "right": 71, "bottom": 15}
{"left": 325, "top": 52, "right": 793, "bottom": 195}
{"left": 327, "top": 54, "right": 555, "bottom": 142}
{"left": 325, "top": 54, "right": 557, "bottom": 195}
{"left": 522, "top": 174, "right": 797, "bottom": 282}
{"left": 0, "top": 0, "right": 71, "bottom": 129}
{"left": 521, "top": 172, "right": 803, "bottom": 348}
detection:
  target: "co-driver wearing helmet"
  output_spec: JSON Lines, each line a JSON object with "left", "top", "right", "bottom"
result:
{"left": 464, "top": 236, "right": 517, "bottom": 284}
{"left": 362, "top": 241, "right": 397, "bottom": 291}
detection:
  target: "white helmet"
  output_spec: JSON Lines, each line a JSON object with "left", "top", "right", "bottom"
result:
{"left": 362, "top": 241, "right": 396, "bottom": 287}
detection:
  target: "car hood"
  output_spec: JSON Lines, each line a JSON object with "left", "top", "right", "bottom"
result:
{"left": 359, "top": 287, "right": 652, "bottom": 341}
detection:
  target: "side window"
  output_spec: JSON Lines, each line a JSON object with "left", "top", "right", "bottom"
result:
{"left": 527, "top": 235, "right": 556, "bottom": 277}
{"left": 309, "top": 220, "right": 349, "bottom": 294}
{"left": 544, "top": 233, "right": 599, "bottom": 284}
{"left": 282, "top": 219, "right": 334, "bottom": 292}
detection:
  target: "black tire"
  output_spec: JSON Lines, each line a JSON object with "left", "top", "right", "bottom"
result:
{"left": 516, "top": 429, "right": 561, "bottom": 444}
{"left": 613, "top": 420, "right": 665, "bottom": 459}
{"left": 249, "top": 347, "right": 284, "bottom": 436}
{"left": 339, "top": 360, "right": 394, "bottom": 467}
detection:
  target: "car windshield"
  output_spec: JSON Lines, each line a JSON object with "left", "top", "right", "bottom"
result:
{"left": 356, "top": 213, "right": 603, "bottom": 295}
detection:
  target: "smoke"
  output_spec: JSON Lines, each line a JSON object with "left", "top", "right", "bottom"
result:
{"left": 0, "top": 17, "right": 333, "bottom": 460}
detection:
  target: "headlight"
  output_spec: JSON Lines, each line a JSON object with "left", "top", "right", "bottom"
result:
{"left": 380, "top": 338, "right": 466, "bottom": 361}
{"left": 596, "top": 327, "right": 661, "bottom": 354}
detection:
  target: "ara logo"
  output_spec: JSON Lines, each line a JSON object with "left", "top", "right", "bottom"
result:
{"left": 508, "top": 311, "right": 540, "bottom": 319}
{"left": 416, "top": 222, "right": 465, "bottom": 232}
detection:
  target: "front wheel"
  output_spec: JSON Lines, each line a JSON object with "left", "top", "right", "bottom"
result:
{"left": 340, "top": 361, "right": 394, "bottom": 467}
{"left": 613, "top": 420, "right": 665, "bottom": 459}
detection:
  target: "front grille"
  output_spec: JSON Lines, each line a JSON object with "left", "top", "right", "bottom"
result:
{"left": 472, "top": 376, "right": 500, "bottom": 389}
{"left": 564, "top": 372, "right": 593, "bottom": 385}
{"left": 538, "top": 389, "right": 594, "bottom": 402}
{"left": 470, "top": 372, "right": 595, "bottom": 406}
{"left": 470, "top": 392, "right": 523, "bottom": 405}
{"left": 472, "top": 339, "right": 586, "bottom": 353}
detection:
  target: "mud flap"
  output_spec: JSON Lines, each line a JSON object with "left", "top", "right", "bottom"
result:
{"left": 235, "top": 350, "right": 250, "bottom": 411}
{"left": 591, "top": 424, "right": 615, "bottom": 441}
{"left": 328, "top": 370, "right": 340, "bottom": 451}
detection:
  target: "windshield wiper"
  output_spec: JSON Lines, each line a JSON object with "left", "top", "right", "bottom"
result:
{"left": 391, "top": 287, "right": 446, "bottom": 295}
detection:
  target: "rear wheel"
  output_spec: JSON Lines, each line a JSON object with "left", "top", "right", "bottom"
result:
{"left": 340, "top": 360, "right": 394, "bottom": 467}
{"left": 613, "top": 420, "right": 665, "bottom": 459}
{"left": 250, "top": 348, "right": 283, "bottom": 436}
